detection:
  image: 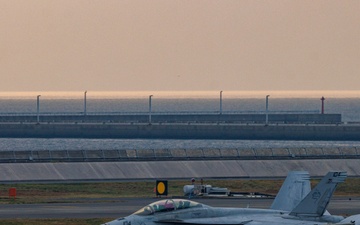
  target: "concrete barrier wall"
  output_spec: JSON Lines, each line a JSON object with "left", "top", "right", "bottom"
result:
{"left": 1, "top": 159, "right": 359, "bottom": 183}
{"left": 0, "top": 123, "right": 359, "bottom": 140}
{"left": 1, "top": 148, "right": 359, "bottom": 163}
{"left": 0, "top": 114, "right": 341, "bottom": 124}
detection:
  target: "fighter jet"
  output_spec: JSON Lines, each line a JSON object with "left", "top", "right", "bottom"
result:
{"left": 102, "top": 171, "right": 360, "bottom": 225}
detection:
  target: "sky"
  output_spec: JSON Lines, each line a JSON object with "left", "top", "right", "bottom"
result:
{"left": 1, "top": 0, "right": 359, "bottom": 92}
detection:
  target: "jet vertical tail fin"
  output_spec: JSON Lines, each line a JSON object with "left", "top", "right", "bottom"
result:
{"left": 289, "top": 171, "right": 347, "bottom": 217}
{"left": 270, "top": 171, "right": 311, "bottom": 211}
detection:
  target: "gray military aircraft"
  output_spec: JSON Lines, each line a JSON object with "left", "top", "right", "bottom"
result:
{"left": 102, "top": 171, "right": 360, "bottom": 225}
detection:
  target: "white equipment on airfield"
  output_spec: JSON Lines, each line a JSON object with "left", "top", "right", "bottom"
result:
{"left": 183, "top": 184, "right": 230, "bottom": 196}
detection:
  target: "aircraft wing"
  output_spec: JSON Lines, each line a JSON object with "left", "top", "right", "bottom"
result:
{"left": 155, "top": 218, "right": 253, "bottom": 225}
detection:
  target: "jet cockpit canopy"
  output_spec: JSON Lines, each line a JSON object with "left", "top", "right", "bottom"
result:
{"left": 133, "top": 199, "right": 203, "bottom": 216}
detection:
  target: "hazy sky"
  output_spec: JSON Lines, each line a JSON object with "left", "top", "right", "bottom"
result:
{"left": 1, "top": 0, "right": 359, "bottom": 92}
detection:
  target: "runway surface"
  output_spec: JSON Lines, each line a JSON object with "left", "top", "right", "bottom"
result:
{"left": 0, "top": 197, "right": 359, "bottom": 219}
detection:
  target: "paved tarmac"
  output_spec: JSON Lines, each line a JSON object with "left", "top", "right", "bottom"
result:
{"left": 0, "top": 197, "right": 359, "bottom": 219}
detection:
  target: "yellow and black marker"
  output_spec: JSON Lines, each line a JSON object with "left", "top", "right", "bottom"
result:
{"left": 156, "top": 180, "right": 168, "bottom": 196}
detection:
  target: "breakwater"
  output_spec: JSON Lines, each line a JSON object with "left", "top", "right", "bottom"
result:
{"left": 1, "top": 147, "right": 359, "bottom": 163}
{"left": 0, "top": 122, "right": 360, "bottom": 140}
{"left": 1, "top": 159, "right": 360, "bottom": 183}
{"left": 0, "top": 113, "right": 341, "bottom": 123}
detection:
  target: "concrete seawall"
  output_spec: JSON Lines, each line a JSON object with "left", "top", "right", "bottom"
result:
{"left": 0, "top": 123, "right": 360, "bottom": 140}
{"left": 0, "top": 113, "right": 341, "bottom": 124}
{"left": 1, "top": 159, "right": 360, "bottom": 183}
{"left": 1, "top": 148, "right": 358, "bottom": 163}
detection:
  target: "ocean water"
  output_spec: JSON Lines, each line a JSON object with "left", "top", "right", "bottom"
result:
{"left": 0, "top": 91, "right": 359, "bottom": 150}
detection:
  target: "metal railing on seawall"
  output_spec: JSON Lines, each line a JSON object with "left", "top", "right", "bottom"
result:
{"left": 0, "top": 147, "right": 359, "bottom": 163}
{"left": 0, "top": 110, "right": 340, "bottom": 125}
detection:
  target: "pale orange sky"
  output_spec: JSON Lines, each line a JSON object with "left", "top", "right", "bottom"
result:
{"left": 0, "top": 0, "right": 359, "bottom": 92}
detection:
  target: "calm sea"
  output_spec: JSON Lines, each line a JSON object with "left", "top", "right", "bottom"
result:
{"left": 0, "top": 91, "right": 359, "bottom": 150}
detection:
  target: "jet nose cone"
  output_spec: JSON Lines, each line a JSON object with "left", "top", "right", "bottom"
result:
{"left": 101, "top": 218, "right": 125, "bottom": 225}
{"left": 101, "top": 222, "right": 114, "bottom": 225}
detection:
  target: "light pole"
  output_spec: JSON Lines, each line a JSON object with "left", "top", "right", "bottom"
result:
{"left": 84, "top": 91, "right": 87, "bottom": 116}
{"left": 149, "top": 95, "right": 153, "bottom": 124}
{"left": 220, "top": 91, "right": 223, "bottom": 115}
{"left": 265, "top": 95, "right": 270, "bottom": 125}
{"left": 321, "top": 96, "right": 325, "bottom": 114}
{"left": 36, "top": 95, "right": 41, "bottom": 123}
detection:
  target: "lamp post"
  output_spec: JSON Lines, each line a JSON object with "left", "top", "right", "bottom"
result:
{"left": 149, "top": 95, "right": 153, "bottom": 124}
{"left": 36, "top": 95, "right": 41, "bottom": 123}
{"left": 321, "top": 96, "right": 325, "bottom": 114}
{"left": 220, "top": 91, "right": 223, "bottom": 115}
{"left": 84, "top": 91, "right": 87, "bottom": 116}
{"left": 265, "top": 95, "right": 270, "bottom": 125}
